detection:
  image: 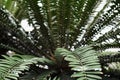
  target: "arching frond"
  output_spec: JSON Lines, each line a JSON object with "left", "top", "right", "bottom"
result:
{"left": 56, "top": 46, "right": 102, "bottom": 80}
{"left": 0, "top": 54, "right": 48, "bottom": 80}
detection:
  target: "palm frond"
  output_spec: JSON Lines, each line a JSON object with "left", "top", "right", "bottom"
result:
{"left": 71, "top": 0, "right": 100, "bottom": 46}
{"left": 20, "top": 69, "right": 55, "bottom": 80}
{"left": 75, "top": 0, "right": 120, "bottom": 47}
{"left": 100, "top": 52, "right": 120, "bottom": 79}
{"left": 104, "top": 62, "right": 120, "bottom": 75}
{"left": 0, "top": 0, "right": 27, "bottom": 21}
{"left": 24, "top": 0, "right": 56, "bottom": 55}
{"left": 0, "top": 7, "right": 44, "bottom": 56}
{"left": 0, "top": 54, "right": 48, "bottom": 80}
{"left": 99, "top": 52, "right": 120, "bottom": 64}
{"left": 56, "top": 46, "right": 102, "bottom": 80}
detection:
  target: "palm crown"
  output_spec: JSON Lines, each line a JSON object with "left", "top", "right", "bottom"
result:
{"left": 0, "top": 0, "right": 120, "bottom": 80}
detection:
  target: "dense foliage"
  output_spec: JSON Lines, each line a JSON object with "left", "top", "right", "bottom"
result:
{"left": 0, "top": 0, "right": 120, "bottom": 80}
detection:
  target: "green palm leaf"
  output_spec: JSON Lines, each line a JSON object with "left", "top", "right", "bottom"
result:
{"left": 0, "top": 54, "right": 48, "bottom": 80}
{"left": 56, "top": 46, "right": 102, "bottom": 80}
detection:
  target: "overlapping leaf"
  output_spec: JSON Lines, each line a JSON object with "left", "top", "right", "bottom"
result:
{"left": 56, "top": 46, "right": 102, "bottom": 80}
{"left": 0, "top": 54, "right": 49, "bottom": 80}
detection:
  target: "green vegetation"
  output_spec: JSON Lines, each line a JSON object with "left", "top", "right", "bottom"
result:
{"left": 0, "top": 0, "right": 120, "bottom": 80}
